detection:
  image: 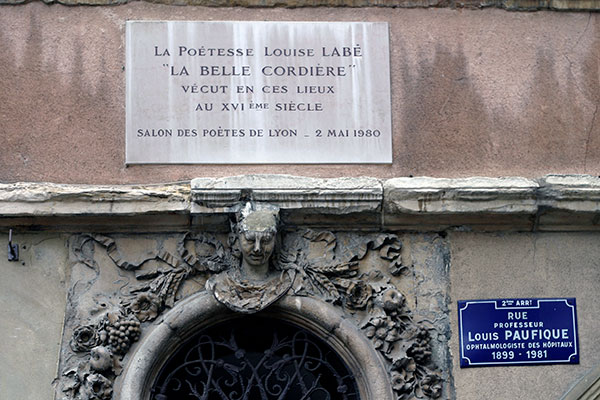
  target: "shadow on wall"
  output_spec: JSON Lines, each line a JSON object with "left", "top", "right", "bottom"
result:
{"left": 0, "top": 10, "right": 120, "bottom": 182}
{"left": 399, "top": 43, "right": 493, "bottom": 174}
{"left": 398, "top": 27, "right": 600, "bottom": 176}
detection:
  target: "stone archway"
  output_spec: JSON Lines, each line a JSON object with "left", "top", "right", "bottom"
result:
{"left": 116, "top": 292, "right": 394, "bottom": 400}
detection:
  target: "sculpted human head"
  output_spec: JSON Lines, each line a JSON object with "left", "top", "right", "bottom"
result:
{"left": 236, "top": 204, "right": 279, "bottom": 276}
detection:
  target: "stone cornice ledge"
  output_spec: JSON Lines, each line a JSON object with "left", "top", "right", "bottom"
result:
{"left": 191, "top": 175, "right": 383, "bottom": 230}
{"left": 384, "top": 175, "right": 600, "bottom": 231}
{"left": 0, "top": 174, "right": 598, "bottom": 231}
{"left": 0, "top": 182, "right": 190, "bottom": 217}
{"left": 384, "top": 176, "right": 539, "bottom": 231}
{"left": 191, "top": 175, "right": 382, "bottom": 212}
{"left": 384, "top": 176, "right": 538, "bottom": 214}
{"left": 0, "top": 182, "right": 192, "bottom": 231}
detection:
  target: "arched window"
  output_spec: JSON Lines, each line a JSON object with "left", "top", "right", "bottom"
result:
{"left": 151, "top": 316, "right": 359, "bottom": 400}
{"left": 118, "top": 294, "right": 393, "bottom": 400}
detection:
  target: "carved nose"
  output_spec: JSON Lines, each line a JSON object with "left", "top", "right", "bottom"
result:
{"left": 253, "top": 239, "right": 262, "bottom": 253}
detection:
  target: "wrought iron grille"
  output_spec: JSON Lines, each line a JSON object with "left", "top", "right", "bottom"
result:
{"left": 151, "top": 316, "right": 360, "bottom": 400}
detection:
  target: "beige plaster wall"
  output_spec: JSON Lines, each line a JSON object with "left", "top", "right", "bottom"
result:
{"left": 0, "top": 233, "right": 69, "bottom": 400}
{"left": 449, "top": 232, "right": 600, "bottom": 400}
{"left": 0, "top": 4, "right": 599, "bottom": 184}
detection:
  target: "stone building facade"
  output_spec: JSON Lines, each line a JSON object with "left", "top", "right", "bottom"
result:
{"left": 1, "top": 2, "right": 599, "bottom": 400}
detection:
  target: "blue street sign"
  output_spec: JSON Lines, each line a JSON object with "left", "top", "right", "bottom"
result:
{"left": 458, "top": 298, "right": 579, "bottom": 367}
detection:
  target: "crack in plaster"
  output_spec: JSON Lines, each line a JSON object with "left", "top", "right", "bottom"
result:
{"left": 584, "top": 103, "right": 599, "bottom": 173}
{"left": 574, "top": 13, "right": 593, "bottom": 50}
{"left": 562, "top": 13, "right": 592, "bottom": 108}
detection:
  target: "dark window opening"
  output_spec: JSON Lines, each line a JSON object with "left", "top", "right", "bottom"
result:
{"left": 151, "top": 316, "right": 360, "bottom": 400}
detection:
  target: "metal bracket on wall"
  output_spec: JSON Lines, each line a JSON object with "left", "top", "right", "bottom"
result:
{"left": 7, "top": 229, "right": 19, "bottom": 262}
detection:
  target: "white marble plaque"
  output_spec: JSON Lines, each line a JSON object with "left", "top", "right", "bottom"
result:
{"left": 126, "top": 21, "right": 391, "bottom": 164}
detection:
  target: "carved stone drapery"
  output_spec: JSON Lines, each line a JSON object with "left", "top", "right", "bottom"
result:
{"left": 56, "top": 205, "right": 448, "bottom": 400}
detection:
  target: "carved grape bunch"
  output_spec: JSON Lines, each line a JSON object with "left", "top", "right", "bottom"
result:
{"left": 106, "top": 315, "right": 141, "bottom": 355}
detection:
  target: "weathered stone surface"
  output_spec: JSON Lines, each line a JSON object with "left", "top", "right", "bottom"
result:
{"left": 59, "top": 228, "right": 450, "bottom": 400}
{"left": 1, "top": 175, "right": 599, "bottom": 231}
{"left": 383, "top": 176, "right": 539, "bottom": 230}
{"left": 561, "top": 362, "right": 600, "bottom": 400}
{"left": 192, "top": 174, "right": 383, "bottom": 213}
{"left": 539, "top": 174, "right": 600, "bottom": 211}
{"left": 192, "top": 175, "right": 382, "bottom": 230}
{"left": 504, "top": 0, "right": 600, "bottom": 10}
{"left": 41, "top": 0, "right": 127, "bottom": 4}
{"left": 0, "top": 182, "right": 190, "bottom": 216}
{"left": 383, "top": 175, "right": 600, "bottom": 231}
{"left": 384, "top": 176, "right": 539, "bottom": 214}
{"left": 144, "top": 0, "right": 452, "bottom": 8}
{"left": 537, "top": 175, "right": 600, "bottom": 231}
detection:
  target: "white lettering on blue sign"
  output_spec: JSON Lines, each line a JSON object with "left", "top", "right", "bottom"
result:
{"left": 458, "top": 298, "right": 579, "bottom": 367}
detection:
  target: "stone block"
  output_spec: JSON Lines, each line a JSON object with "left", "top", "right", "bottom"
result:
{"left": 383, "top": 176, "right": 538, "bottom": 230}
{"left": 192, "top": 174, "right": 383, "bottom": 213}
{"left": 0, "top": 182, "right": 191, "bottom": 216}
{"left": 537, "top": 175, "right": 600, "bottom": 231}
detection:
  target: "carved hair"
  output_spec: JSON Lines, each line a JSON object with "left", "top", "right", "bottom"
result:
{"left": 236, "top": 202, "right": 280, "bottom": 234}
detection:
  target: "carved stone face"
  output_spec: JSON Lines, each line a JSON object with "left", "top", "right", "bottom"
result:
{"left": 237, "top": 207, "right": 278, "bottom": 272}
{"left": 239, "top": 230, "right": 275, "bottom": 268}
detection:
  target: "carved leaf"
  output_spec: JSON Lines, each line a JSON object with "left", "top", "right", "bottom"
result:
{"left": 163, "top": 271, "right": 187, "bottom": 307}
{"left": 390, "top": 259, "right": 407, "bottom": 276}
{"left": 309, "top": 261, "right": 358, "bottom": 277}
{"left": 177, "top": 232, "right": 230, "bottom": 273}
{"left": 302, "top": 230, "right": 337, "bottom": 261}
{"left": 371, "top": 234, "right": 399, "bottom": 251}
{"left": 379, "top": 243, "right": 401, "bottom": 261}
{"left": 302, "top": 230, "right": 336, "bottom": 246}
{"left": 307, "top": 271, "right": 340, "bottom": 302}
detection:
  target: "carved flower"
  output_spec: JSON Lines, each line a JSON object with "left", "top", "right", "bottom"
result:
{"left": 390, "top": 371, "right": 414, "bottom": 394}
{"left": 420, "top": 374, "right": 443, "bottom": 398}
{"left": 345, "top": 281, "right": 373, "bottom": 309}
{"left": 391, "top": 358, "right": 417, "bottom": 395}
{"left": 364, "top": 317, "right": 383, "bottom": 339}
{"left": 70, "top": 325, "right": 100, "bottom": 353}
{"left": 382, "top": 288, "right": 405, "bottom": 313}
{"left": 81, "top": 373, "right": 112, "bottom": 400}
{"left": 130, "top": 292, "right": 160, "bottom": 322}
{"left": 363, "top": 316, "right": 399, "bottom": 353}
{"left": 89, "top": 346, "right": 113, "bottom": 372}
